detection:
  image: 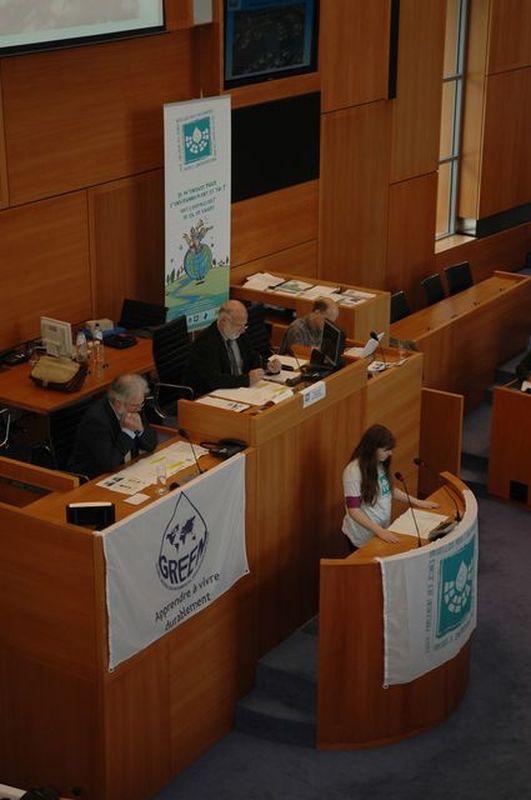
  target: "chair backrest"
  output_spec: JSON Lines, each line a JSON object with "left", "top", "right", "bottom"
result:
{"left": 421, "top": 273, "right": 446, "bottom": 306}
{"left": 390, "top": 291, "right": 411, "bottom": 324}
{"left": 152, "top": 315, "right": 191, "bottom": 385}
{"left": 444, "top": 262, "right": 473, "bottom": 296}
{"left": 119, "top": 298, "right": 168, "bottom": 331}
{"left": 48, "top": 395, "right": 96, "bottom": 471}
{"left": 244, "top": 302, "right": 273, "bottom": 359}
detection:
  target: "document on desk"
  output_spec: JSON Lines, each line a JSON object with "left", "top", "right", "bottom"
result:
{"left": 242, "top": 272, "right": 285, "bottom": 290}
{"left": 211, "top": 380, "right": 293, "bottom": 406}
{"left": 97, "top": 442, "right": 210, "bottom": 493}
{"left": 278, "top": 355, "right": 309, "bottom": 369}
{"left": 272, "top": 279, "right": 314, "bottom": 295}
{"left": 301, "top": 284, "right": 340, "bottom": 299}
{"left": 196, "top": 395, "right": 250, "bottom": 412}
{"left": 388, "top": 508, "right": 448, "bottom": 538}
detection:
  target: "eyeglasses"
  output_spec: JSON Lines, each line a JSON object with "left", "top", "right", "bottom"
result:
{"left": 125, "top": 400, "right": 145, "bottom": 412}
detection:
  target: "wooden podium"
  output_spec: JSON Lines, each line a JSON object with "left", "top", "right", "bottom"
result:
{"left": 488, "top": 381, "right": 531, "bottom": 507}
{"left": 318, "top": 473, "right": 475, "bottom": 748}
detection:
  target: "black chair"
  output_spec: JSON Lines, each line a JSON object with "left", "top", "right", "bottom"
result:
{"left": 421, "top": 273, "right": 446, "bottom": 306}
{"left": 244, "top": 301, "right": 273, "bottom": 360}
{"left": 0, "top": 407, "right": 11, "bottom": 450}
{"left": 149, "top": 316, "right": 194, "bottom": 422}
{"left": 444, "top": 262, "right": 473, "bottom": 296}
{"left": 118, "top": 298, "right": 168, "bottom": 335}
{"left": 390, "top": 291, "right": 411, "bottom": 324}
{"left": 46, "top": 395, "right": 96, "bottom": 475}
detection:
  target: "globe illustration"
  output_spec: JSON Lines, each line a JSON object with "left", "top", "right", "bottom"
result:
{"left": 184, "top": 243, "right": 213, "bottom": 283}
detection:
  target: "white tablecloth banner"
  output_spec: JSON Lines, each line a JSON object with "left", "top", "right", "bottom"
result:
{"left": 378, "top": 490, "right": 478, "bottom": 686}
{"left": 102, "top": 454, "right": 248, "bottom": 670}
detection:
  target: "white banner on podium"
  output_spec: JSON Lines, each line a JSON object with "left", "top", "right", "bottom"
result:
{"left": 102, "top": 455, "right": 247, "bottom": 670}
{"left": 378, "top": 491, "right": 478, "bottom": 686}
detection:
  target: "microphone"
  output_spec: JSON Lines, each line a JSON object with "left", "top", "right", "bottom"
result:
{"left": 178, "top": 428, "right": 204, "bottom": 475}
{"left": 394, "top": 471, "right": 422, "bottom": 548}
{"left": 370, "top": 330, "right": 387, "bottom": 368}
{"left": 413, "top": 457, "right": 462, "bottom": 522}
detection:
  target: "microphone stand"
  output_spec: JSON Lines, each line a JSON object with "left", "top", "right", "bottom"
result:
{"left": 413, "top": 457, "right": 461, "bottom": 522}
{"left": 395, "top": 471, "right": 422, "bottom": 548}
{"left": 178, "top": 428, "right": 204, "bottom": 476}
{"left": 370, "top": 330, "right": 387, "bottom": 369}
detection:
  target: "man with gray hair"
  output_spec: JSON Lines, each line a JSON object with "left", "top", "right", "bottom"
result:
{"left": 69, "top": 373, "right": 157, "bottom": 479}
{"left": 184, "top": 299, "right": 280, "bottom": 397}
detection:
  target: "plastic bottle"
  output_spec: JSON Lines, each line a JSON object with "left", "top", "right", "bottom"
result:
{"left": 93, "top": 323, "right": 104, "bottom": 376}
{"left": 75, "top": 330, "right": 88, "bottom": 363}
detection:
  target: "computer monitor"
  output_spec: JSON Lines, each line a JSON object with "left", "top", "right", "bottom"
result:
{"left": 40, "top": 316, "right": 74, "bottom": 358}
{"left": 319, "top": 319, "right": 345, "bottom": 368}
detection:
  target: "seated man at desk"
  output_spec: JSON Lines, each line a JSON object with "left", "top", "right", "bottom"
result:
{"left": 278, "top": 297, "right": 339, "bottom": 355}
{"left": 69, "top": 373, "right": 157, "bottom": 479}
{"left": 184, "top": 299, "right": 280, "bottom": 397}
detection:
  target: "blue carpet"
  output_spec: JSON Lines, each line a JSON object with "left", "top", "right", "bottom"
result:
{"left": 153, "top": 497, "right": 531, "bottom": 800}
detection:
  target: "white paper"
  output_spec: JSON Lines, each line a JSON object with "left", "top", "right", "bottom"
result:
{"left": 278, "top": 355, "right": 309, "bottom": 369}
{"left": 272, "top": 279, "right": 314, "bottom": 295}
{"left": 389, "top": 508, "right": 449, "bottom": 537}
{"left": 342, "top": 289, "right": 376, "bottom": 300}
{"left": 124, "top": 493, "right": 151, "bottom": 506}
{"left": 242, "top": 272, "right": 285, "bottom": 290}
{"left": 196, "top": 395, "right": 250, "bottom": 412}
{"left": 301, "top": 284, "right": 340, "bottom": 299}
{"left": 211, "top": 380, "right": 293, "bottom": 406}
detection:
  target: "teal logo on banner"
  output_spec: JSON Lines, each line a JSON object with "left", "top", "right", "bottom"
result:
{"left": 436, "top": 538, "right": 475, "bottom": 638}
{"left": 183, "top": 116, "right": 212, "bottom": 165}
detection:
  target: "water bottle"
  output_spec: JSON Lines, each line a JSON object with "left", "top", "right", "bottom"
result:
{"left": 93, "top": 323, "right": 104, "bottom": 376}
{"left": 75, "top": 330, "right": 88, "bottom": 363}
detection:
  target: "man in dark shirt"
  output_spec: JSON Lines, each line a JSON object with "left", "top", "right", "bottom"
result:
{"left": 184, "top": 299, "right": 280, "bottom": 397}
{"left": 69, "top": 373, "right": 157, "bottom": 479}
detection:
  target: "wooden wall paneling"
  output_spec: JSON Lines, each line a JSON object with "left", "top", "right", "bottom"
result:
{"left": 488, "top": 385, "right": 531, "bottom": 506}
{"left": 196, "top": 0, "right": 223, "bottom": 97}
{"left": 231, "top": 181, "right": 319, "bottom": 267}
{"left": 0, "top": 192, "right": 91, "bottom": 349}
{"left": 487, "top": 0, "right": 531, "bottom": 74}
{"left": 2, "top": 32, "right": 196, "bottom": 205}
{"left": 419, "top": 387, "right": 463, "bottom": 496}
{"left": 88, "top": 170, "right": 164, "bottom": 322}
{"left": 386, "top": 173, "right": 438, "bottom": 307}
{"left": 390, "top": 0, "right": 446, "bottom": 182}
{"left": 478, "top": 68, "right": 531, "bottom": 218}
{"left": 230, "top": 240, "right": 318, "bottom": 283}
{"left": 0, "top": 67, "right": 9, "bottom": 209}
{"left": 165, "top": 0, "right": 194, "bottom": 30}
{"left": 320, "top": 0, "right": 390, "bottom": 112}
{"left": 435, "top": 222, "right": 530, "bottom": 279}
{"left": 319, "top": 101, "right": 391, "bottom": 287}
{"left": 458, "top": 0, "right": 490, "bottom": 220}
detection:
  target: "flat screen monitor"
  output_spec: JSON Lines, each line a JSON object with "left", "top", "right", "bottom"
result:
{"left": 224, "top": 0, "right": 318, "bottom": 89}
{"left": 319, "top": 319, "right": 345, "bottom": 368}
{"left": 0, "top": 1, "right": 165, "bottom": 55}
{"left": 40, "top": 316, "right": 74, "bottom": 359}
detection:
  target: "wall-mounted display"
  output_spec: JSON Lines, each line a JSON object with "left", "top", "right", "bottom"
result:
{"left": 224, "top": 0, "right": 318, "bottom": 89}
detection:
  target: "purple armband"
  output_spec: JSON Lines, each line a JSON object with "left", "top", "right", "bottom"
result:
{"left": 346, "top": 495, "right": 361, "bottom": 509}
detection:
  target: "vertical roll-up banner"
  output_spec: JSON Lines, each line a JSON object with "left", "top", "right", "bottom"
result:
{"left": 164, "top": 96, "right": 231, "bottom": 332}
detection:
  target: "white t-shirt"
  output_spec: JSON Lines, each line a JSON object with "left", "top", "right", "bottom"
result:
{"left": 342, "top": 459, "right": 392, "bottom": 547}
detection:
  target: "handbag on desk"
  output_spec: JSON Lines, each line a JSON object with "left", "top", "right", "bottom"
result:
{"left": 30, "top": 355, "right": 88, "bottom": 392}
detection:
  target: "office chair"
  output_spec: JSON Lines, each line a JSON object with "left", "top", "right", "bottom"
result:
{"left": 0, "top": 407, "right": 11, "bottom": 450}
{"left": 150, "top": 315, "right": 194, "bottom": 423}
{"left": 444, "top": 262, "right": 473, "bottom": 296}
{"left": 390, "top": 291, "right": 411, "bottom": 324}
{"left": 45, "top": 395, "right": 96, "bottom": 478}
{"left": 118, "top": 298, "right": 168, "bottom": 336}
{"left": 421, "top": 273, "right": 446, "bottom": 306}
{"left": 244, "top": 301, "right": 273, "bottom": 360}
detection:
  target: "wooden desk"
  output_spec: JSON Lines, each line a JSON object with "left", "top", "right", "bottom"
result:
{"left": 318, "top": 473, "right": 474, "bottom": 748}
{"left": 390, "top": 271, "right": 531, "bottom": 410}
{"left": 488, "top": 381, "right": 531, "bottom": 507}
{"left": 0, "top": 338, "right": 154, "bottom": 413}
{"left": 0, "top": 437, "right": 258, "bottom": 800}
{"left": 230, "top": 271, "right": 391, "bottom": 342}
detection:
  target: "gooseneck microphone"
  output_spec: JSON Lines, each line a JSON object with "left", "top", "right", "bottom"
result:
{"left": 413, "top": 457, "right": 461, "bottom": 521}
{"left": 178, "top": 427, "right": 204, "bottom": 475}
{"left": 395, "top": 471, "right": 422, "bottom": 548}
{"left": 370, "top": 330, "right": 387, "bottom": 368}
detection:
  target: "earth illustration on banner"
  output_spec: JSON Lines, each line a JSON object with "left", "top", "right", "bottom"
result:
{"left": 182, "top": 218, "right": 213, "bottom": 283}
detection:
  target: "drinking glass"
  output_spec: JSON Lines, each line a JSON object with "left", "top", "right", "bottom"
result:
{"left": 155, "top": 464, "right": 168, "bottom": 495}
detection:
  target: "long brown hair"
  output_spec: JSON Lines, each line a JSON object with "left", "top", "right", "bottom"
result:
{"left": 350, "top": 425, "right": 396, "bottom": 506}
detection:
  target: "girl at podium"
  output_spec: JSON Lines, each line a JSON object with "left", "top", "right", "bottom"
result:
{"left": 342, "top": 424, "right": 438, "bottom": 551}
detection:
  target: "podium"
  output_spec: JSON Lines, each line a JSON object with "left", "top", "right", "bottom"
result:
{"left": 318, "top": 473, "right": 476, "bottom": 748}
{"left": 488, "top": 381, "right": 531, "bottom": 507}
